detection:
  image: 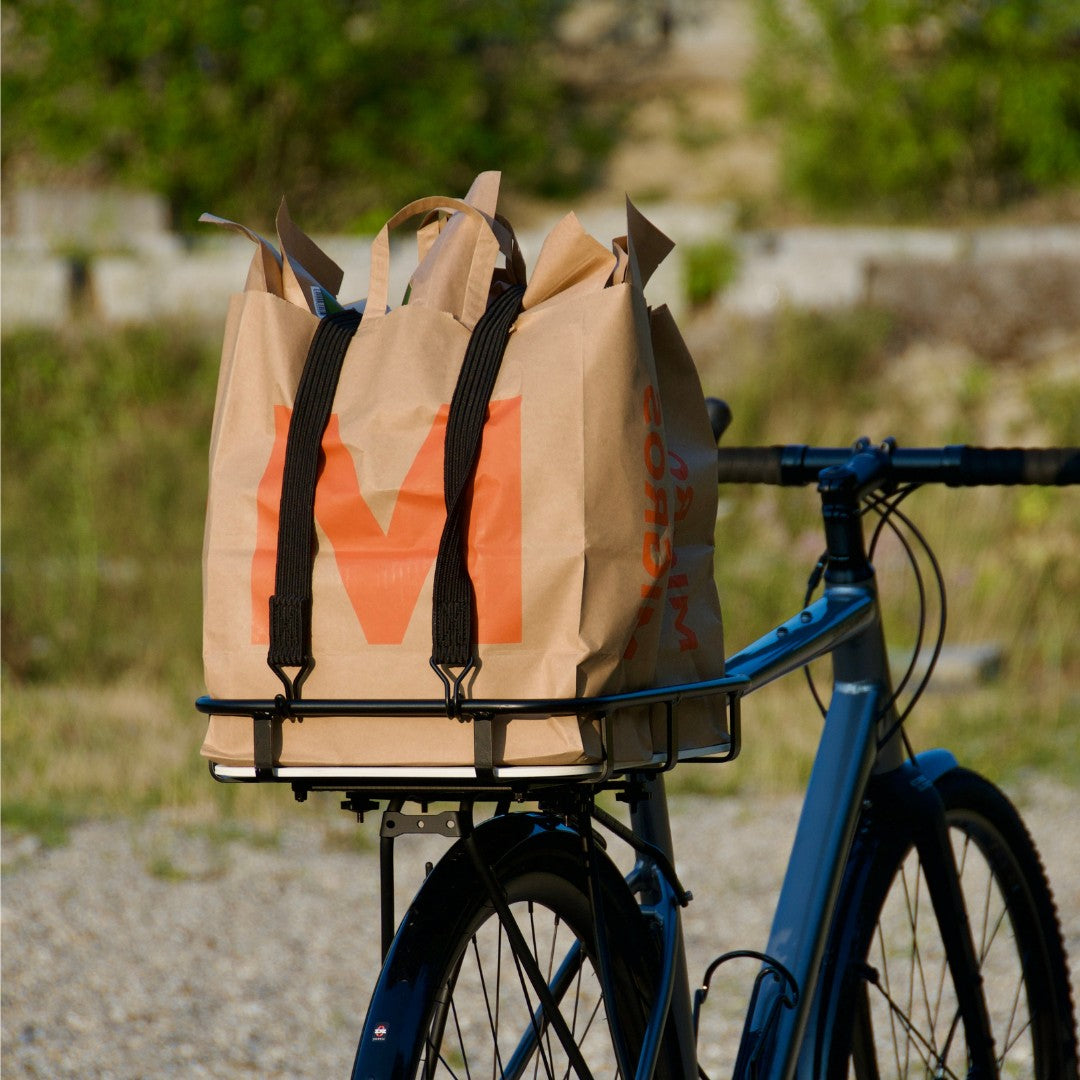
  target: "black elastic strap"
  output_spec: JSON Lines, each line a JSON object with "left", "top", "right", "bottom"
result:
{"left": 431, "top": 284, "right": 525, "bottom": 667}
{"left": 268, "top": 309, "right": 362, "bottom": 677}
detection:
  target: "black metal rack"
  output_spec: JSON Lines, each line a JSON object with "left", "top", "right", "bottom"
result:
{"left": 195, "top": 672, "right": 748, "bottom": 799}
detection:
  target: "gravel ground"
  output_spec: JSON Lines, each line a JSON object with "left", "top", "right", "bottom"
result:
{"left": 3, "top": 778, "right": 1077, "bottom": 1079}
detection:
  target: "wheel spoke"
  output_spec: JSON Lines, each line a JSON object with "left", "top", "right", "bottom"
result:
{"left": 530, "top": 904, "right": 555, "bottom": 1080}
{"left": 866, "top": 973, "right": 964, "bottom": 1080}
{"left": 999, "top": 962, "right": 1026, "bottom": 1065}
{"left": 900, "top": 859, "right": 939, "bottom": 1074}
{"left": 958, "top": 829, "right": 1032, "bottom": 1072}
{"left": 873, "top": 922, "right": 904, "bottom": 1078}
{"left": 979, "top": 902, "right": 1009, "bottom": 967}
{"left": 506, "top": 916, "right": 556, "bottom": 1079}
{"left": 470, "top": 932, "right": 507, "bottom": 1079}
{"left": 827, "top": 773, "right": 1073, "bottom": 1080}
{"left": 449, "top": 996, "right": 472, "bottom": 1080}
{"left": 999, "top": 1010, "right": 1035, "bottom": 1064}
{"left": 495, "top": 920, "right": 505, "bottom": 1080}
{"left": 435, "top": 1050, "right": 466, "bottom": 1079}
{"left": 910, "top": 860, "right": 946, "bottom": 1071}
{"left": 935, "top": 1003, "right": 963, "bottom": 1073}
{"left": 543, "top": 911, "right": 560, "bottom": 1080}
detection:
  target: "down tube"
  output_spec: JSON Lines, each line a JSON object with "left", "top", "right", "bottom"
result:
{"left": 734, "top": 678, "right": 884, "bottom": 1079}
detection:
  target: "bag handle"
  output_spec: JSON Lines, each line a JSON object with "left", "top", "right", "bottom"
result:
{"left": 364, "top": 196, "right": 508, "bottom": 330}
{"left": 417, "top": 208, "right": 527, "bottom": 287}
{"left": 416, "top": 173, "right": 504, "bottom": 267}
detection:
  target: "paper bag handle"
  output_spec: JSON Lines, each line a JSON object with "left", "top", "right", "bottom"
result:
{"left": 365, "top": 196, "right": 506, "bottom": 329}
{"left": 417, "top": 208, "right": 527, "bottom": 287}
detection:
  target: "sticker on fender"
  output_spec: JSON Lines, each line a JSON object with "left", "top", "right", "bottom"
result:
{"left": 373, "top": 1023, "right": 388, "bottom": 1041}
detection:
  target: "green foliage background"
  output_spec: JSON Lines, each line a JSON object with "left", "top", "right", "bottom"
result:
{"left": 5, "top": 0, "right": 1079, "bottom": 224}
{"left": 2, "top": 0, "right": 619, "bottom": 229}
{"left": 749, "top": 0, "right": 1080, "bottom": 216}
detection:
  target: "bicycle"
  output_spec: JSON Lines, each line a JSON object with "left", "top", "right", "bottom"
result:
{"left": 198, "top": 410, "right": 1079, "bottom": 1079}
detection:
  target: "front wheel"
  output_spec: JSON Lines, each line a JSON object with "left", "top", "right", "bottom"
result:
{"left": 815, "top": 765, "right": 1078, "bottom": 1078}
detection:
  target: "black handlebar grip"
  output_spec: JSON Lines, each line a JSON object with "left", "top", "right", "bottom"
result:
{"left": 951, "top": 446, "right": 1080, "bottom": 486}
{"left": 716, "top": 446, "right": 786, "bottom": 485}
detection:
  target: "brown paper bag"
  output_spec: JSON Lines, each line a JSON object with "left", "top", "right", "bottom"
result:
{"left": 646, "top": 305, "right": 727, "bottom": 756}
{"left": 608, "top": 206, "right": 727, "bottom": 759}
{"left": 200, "top": 185, "right": 679, "bottom": 770}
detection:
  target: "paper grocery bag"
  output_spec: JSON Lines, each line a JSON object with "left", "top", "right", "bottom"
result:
{"left": 200, "top": 185, "right": 680, "bottom": 770}
{"left": 646, "top": 304, "right": 727, "bottom": 756}
{"left": 608, "top": 205, "right": 727, "bottom": 758}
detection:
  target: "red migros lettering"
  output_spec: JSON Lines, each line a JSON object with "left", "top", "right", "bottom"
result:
{"left": 674, "top": 484, "right": 694, "bottom": 523}
{"left": 642, "top": 532, "right": 671, "bottom": 578}
{"left": 643, "top": 432, "right": 666, "bottom": 480}
{"left": 667, "top": 572, "right": 699, "bottom": 652}
{"left": 644, "top": 481, "right": 668, "bottom": 525}
{"left": 665, "top": 451, "right": 699, "bottom": 652}
{"left": 669, "top": 451, "right": 694, "bottom": 522}
{"left": 625, "top": 385, "right": 672, "bottom": 660}
{"left": 643, "top": 385, "right": 662, "bottom": 427}
{"left": 623, "top": 411, "right": 705, "bottom": 660}
{"left": 251, "top": 398, "right": 522, "bottom": 646}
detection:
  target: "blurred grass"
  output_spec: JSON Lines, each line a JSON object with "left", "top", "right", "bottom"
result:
{"left": 1, "top": 311, "right": 1077, "bottom": 844}
{"left": 0, "top": 323, "right": 305, "bottom": 841}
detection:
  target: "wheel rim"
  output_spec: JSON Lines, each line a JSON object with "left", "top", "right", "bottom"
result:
{"left": 856, "top": 819, "right": 1039, "bottom": 1078}
{"left": 419, "top": 898, "right": 624, "bottom": 1079}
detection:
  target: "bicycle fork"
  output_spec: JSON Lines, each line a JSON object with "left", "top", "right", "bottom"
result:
{"left": 861, "top": 766, "right": 1000, "bottom": 1079}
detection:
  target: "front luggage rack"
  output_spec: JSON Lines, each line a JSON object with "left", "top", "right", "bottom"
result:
{"left": 195, "top": 674, "right": 748, "bottom": 796}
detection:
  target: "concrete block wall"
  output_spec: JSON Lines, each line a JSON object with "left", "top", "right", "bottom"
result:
{"left": 0, "top": 251, "right": 73, "bottom": 329}
{"left": 725, "top": 228, "right": 961, "bottom": 315}
{"left": 3, "top": 187, "right": 1080, "bottom": 344}
{"left": 0, "top": 188, "right": 733, "bottom": 330}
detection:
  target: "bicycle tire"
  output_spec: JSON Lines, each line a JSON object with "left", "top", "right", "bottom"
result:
{"left": 352, "top": 812, "right": 682, "bottom": 1079}
{"left": 813, "top": 765, "right": 1078, "bottom": 1078}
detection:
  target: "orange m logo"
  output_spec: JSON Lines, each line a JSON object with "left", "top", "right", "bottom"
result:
{"left": 251, "top": 398, "right": 523, "bottom": 646}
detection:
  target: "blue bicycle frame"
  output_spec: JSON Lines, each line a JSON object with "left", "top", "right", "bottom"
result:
{"left": 625, "top": 577, "right": 893, "bottom": 1079}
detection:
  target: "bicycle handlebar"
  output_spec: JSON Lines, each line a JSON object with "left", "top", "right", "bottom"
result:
{"left": 717, "top": 444, "right": 1080, "bottom": 487}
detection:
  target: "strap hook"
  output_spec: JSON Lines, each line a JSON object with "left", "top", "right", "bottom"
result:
{"left": 429, "top": 655, "right": 476, "bottom": 719}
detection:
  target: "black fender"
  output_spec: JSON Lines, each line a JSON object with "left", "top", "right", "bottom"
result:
{"left": 351, "top": 811, "right": 581, "bottom": 1080}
